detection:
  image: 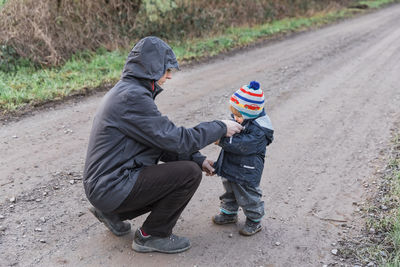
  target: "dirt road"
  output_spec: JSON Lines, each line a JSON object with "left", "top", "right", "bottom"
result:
{"left": 1, "top": 5, "right": 400, "bottom": 267}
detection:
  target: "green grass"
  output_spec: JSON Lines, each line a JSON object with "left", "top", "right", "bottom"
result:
{"left": 382, "top": 177, "right": 400, "bottom": 266}
{"left": 359, "top": 0, "right": 397, "bottom": 8}
{"left": 385, "top": 156, "right": 400, "bottom": 265}
{"left": 359, "top": 134, "right": 400, "bottom": 266}
{"left": 0, "top": 0, "right": 7, "bottom": 9}
{"left": 0, "top": 49, "right": 126, "bottom": 111}
{"left": 171, "top": 10, "right": 351, "bottom": 62}
{"left": 0, "top": 0, "right": 398, "bottom": 113}
{"left": 337, "top": 134, "right": 400, "bottom": 266}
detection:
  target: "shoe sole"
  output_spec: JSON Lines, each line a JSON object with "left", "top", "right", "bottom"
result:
{"left": 211, "top": 216, "right": 238, "bottom": 225}
{"left": 132, "top": 242, "right": 191, "bottom": 254}
{"left": 89, "top": 207, "right": 131, "bottom": 236}
{"left": 239, "top": 226, "right": 262, "bottom": 236}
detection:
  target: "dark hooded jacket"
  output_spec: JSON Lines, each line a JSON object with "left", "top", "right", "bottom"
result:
{"left": 214, "top": 110, "right": 274, "bottom": 188}
{"left": 83, "top": 37, "right": 226, "bottom": 212}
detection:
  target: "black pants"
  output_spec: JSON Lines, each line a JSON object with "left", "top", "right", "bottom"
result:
{"left": 113, "top": 161, "right": 202, "bottom": 237}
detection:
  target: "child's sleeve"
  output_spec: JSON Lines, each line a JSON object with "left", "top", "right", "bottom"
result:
{"left": 218, "top": 128, "right": 266, "bottom": 155}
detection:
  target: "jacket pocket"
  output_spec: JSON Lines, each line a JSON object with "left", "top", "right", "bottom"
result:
{"left": 242, "top": 164, "right": 255, "bottom": 170}
{"left": 240, "top": 158, "right": 259, "bottom": 178}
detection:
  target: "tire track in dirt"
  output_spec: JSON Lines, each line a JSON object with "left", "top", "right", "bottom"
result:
{"left": 1, "top": 5, "right": 400, "bottom": 267}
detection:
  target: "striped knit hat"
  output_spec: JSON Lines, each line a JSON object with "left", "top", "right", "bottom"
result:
{"left": 229, "top": 81, "right": 265, "bottom": 119}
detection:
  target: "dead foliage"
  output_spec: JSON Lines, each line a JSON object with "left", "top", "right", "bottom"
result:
{"left": 0, "top": 0, "right": 141, "bottom": 66}
{"left": 0, "top": 0, "right": 353, "bottom": 67}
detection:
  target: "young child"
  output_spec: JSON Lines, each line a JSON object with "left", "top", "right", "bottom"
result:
{"left": 213, "top": 81, "right": 274, "bottom": 236}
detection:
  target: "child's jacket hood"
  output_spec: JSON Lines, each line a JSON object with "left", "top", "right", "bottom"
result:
{"left": 239, "top": 109, "right": 274, "bottom": 143}
{"left": 122, "top": 36, "right": 179, "bottom": 81}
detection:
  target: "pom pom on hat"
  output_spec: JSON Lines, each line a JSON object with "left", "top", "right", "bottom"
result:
{"left": 249, "top": 81, "right": 260, "bottom": 90}
{"left": 229, "top": 81, "right": 265, "bottom": 120}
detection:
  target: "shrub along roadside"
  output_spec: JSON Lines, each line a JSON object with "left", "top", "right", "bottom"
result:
{"left": 359, "top": 0, "right": 397, "bottom": 7}
{"left": 0, "top": 0, "right": 398, "bottom": 114}
{"left": 0, "top": 0, "right": 350, "bottom": 67}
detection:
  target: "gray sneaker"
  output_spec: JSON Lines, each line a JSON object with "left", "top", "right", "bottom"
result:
{"left": 212, "top": 213, "right": 238, "bottom": 225}
{"left": 89, "top": 207, "right": 131, "bottom": 236}
{"left": 239, "top": 218, "right": 262, "bottom": 236}
{"left": 132, "top": 228, "right": 191, "bottom": 254}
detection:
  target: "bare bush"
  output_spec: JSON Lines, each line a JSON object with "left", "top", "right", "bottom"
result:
{"left": 0, "top": 0, "right": 141, "bottom": 66}
{"left": 133, "top": 0, "right": 353, "bottom": 39}
{"left": 0, "top": 0, "right": 352, "bottom": 67}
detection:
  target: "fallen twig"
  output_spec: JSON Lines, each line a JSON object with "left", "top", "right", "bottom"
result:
{"left": 1, "top": 180, "right": 14, "bottom": 187}
{"left": 311, "top": 212, "right": 347, "bottom": 223}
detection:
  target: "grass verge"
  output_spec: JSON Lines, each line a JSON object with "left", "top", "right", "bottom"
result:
{"left": 338, "top": 132, "right": 400, "bottom": 266}
{"left": 0, "top": 49, "right": 125, "bottom": 111}
{"left": 359, "top": 0, "right": 398, "bottom": 8}
{"left": 0, "top": 0, "right": 398, "bottom": 114}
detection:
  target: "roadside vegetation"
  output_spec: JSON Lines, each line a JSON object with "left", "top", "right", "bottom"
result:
{"left": 0, "top": 0, "right": 399, "bottom": 114}
{"left": 359, "top": 0, "right": 397, "bottom": 7}
{"left": 339, "top": 132, "right": 400, "bottom": 266}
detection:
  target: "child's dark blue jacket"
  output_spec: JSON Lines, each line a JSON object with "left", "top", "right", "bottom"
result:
{"left": 214, "top": 110, "right": 274, "bottom": 187}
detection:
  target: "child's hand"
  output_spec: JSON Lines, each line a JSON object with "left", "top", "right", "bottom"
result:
{"left": 202, "top": 159, "right": 215, "bottom": 176}
{"left": 214, "top": 139, "right": 220, "bottom": 145}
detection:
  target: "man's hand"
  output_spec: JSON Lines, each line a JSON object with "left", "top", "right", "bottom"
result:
{"left": 202, "top": 159, "right": 215, "bottom": 176}
{"left": 221, "top": 120, "right": 243, "bottom": 137}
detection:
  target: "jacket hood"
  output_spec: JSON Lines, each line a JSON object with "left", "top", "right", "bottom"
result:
{"left": 121, "top": 36, "right": 179, "bottom": 81}
{"left": 253, "top": 111, "right": 274, "bottom": 139}
{"left": 241, "top": 109, "right": 274, "bottom": 137}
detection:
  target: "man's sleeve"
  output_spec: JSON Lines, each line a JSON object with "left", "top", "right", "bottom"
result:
{"left": 160, "top": 151, "right": 206, "bottom": 168}
{"left": 118, "top": 93, "right": 226, "bottom": 155}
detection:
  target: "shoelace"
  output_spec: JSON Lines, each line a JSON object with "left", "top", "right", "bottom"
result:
{"left": 169, "top": 235, "right": 176, "bottom": 241}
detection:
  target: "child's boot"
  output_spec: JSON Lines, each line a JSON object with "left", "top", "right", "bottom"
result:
{"left": 239, "top": 218, "right": 262, "bottom": 236}
{"left": 212, "top": 212, "right": 238, "bottom": 225}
